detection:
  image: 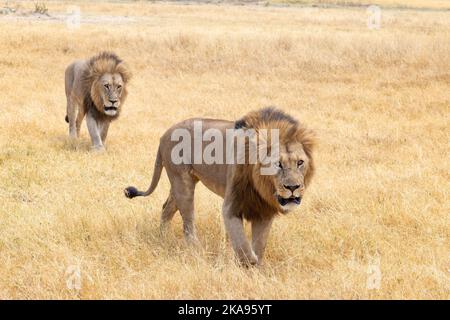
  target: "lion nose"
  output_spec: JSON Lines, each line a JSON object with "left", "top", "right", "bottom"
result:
{"left": 284, "top": 184, "right": 300, "bottom": 192}
{"left": 109, "top": 99, "right": 118, "bottom": 105}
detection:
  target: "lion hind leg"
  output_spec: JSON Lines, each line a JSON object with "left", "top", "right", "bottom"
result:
{"left": 169, "top": 172, "right": 198, "bottom": 243}
{"left": 66, "top": 96, "right": 78, "bottom": 139}
{"left": 76, "top": 107, "right": 86, "bottom": 138}
{"left": 160, "top": 192, "right": 178, "bottom": 236}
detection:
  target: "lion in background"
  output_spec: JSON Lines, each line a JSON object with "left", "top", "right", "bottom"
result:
{"left": 64, "top": 51, "right": 131, "bottom": 151}
{"left": 124, "top": 107, "right": 315, "bottom": 266}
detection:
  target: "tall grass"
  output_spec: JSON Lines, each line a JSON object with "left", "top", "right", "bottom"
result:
{"left": 0, "top": 1, "right": 449, "bottom": 299}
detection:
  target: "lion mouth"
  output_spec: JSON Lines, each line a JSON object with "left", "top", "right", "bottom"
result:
{"left": 104, "top": 106, "right": 118, "bottom": 112}
{"left": 277, "top": 195, "right": 301, "bottom": 206}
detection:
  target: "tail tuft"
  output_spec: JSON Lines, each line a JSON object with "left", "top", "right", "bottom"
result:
{"left": 65, "top": 115, "right": 69, "bottom": 123}
{"left": 124, "top": 186, "right": 139, "bottom": 199}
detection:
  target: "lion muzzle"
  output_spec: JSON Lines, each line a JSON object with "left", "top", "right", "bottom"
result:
{"left": 277, "top": 195, "right": 301, "bottom": 206}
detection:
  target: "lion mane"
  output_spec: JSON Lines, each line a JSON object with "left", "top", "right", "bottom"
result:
{"left": 81, "top": 51, "right": 131, "bottom": 121}
{"left": 123, "top": 107, "right": 315, "bottom": 265}
{"left": 230, "top": 107, "right": 316, "bottom": 220}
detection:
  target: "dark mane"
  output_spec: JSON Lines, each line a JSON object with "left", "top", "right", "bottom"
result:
{"left": 88, "top": 51, "right": 123, "bottom": 68}
{"left": 229, "top": 107, "right": 316, "bottom": 219}
{"left": 234, "top": 106, "right": 298, "bottom": 129}
{"left": 258, "top": 107, "right": 298, "bottom": 125}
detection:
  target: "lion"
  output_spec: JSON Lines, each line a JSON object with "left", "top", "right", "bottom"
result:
{"left": 124, "top": 107, "right": 315, "bottom": 266}
{"left": 64, "top": 51, "right": 131, "bottom": 151}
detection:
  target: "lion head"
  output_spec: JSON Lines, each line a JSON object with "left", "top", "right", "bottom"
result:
{"left": 233, "top": 107, "right": 315, "bottom": 215}
{"left": 82, "top": 52, "right": 131, "bottom": 119}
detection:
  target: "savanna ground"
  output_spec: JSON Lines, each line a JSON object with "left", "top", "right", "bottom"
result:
{"left": 0, "top": 0, "right": 449, "bottom": 299}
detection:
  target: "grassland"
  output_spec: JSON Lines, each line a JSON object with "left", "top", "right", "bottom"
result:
{"left": 0, "top": 1, "right": 449, "bottom": 299}
{"left": 272, "top": 0, "right": 450, "bottom": 10}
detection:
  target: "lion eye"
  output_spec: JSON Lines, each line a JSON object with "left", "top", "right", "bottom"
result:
{"left": 117, "top": 85, "right": 122, "bottom": 90}
{"left": 104, "top": 84, "right": 110, "bottom": 89}
{"left": 297, "top": 160, "right": 304, "bottom": 167}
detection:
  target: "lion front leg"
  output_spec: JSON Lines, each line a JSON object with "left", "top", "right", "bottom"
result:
{"left": 222, "top": 199, "right": 258, "bottom": 266}
{"left": 251, "top": 217, "right": 273, "bottom": 264}
{"left": 100, "top": 121, "right": 110, "bottom": 145}
{"left": 86, "top": 111, "right": 105, "bottom": 151}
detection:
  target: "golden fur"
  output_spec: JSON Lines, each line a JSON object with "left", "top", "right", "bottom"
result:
{"left": 64, "top": 51, "right": 131, "bottom": 150}
{"left": 82, "top": 52, "right": 131, "bottom": 120}
{"left": 230, "top": 108, "right": 315, "bottom": 221}
{"left": 124, "top": 107, "right": 315, "bottom": 265}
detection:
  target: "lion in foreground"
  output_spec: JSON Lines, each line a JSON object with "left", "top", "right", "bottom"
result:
{"left": 124, "top": 107, "right": 315, "bottom": 266}
{"left": 64, "top": 51, "right": 131, "bottom": 151}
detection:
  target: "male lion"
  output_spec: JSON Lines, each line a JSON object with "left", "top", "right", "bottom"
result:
{"left": 64, "top": 51, "right": 131, "bottom": 151}
{"left": 124, "top": 107, "right": 315, "bottom": 265}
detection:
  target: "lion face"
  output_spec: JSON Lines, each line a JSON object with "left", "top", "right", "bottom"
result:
{"left": 95, "top": 73, "right": 124, "bottom": 117}
{"left": 257, "top": 141, "right": 312, "bottom": 213}
{"left": 84, "top": 52, "right": 131, "bottom": 119}
{"left": 272, "top": 142, "right": 310, "bottom": 213}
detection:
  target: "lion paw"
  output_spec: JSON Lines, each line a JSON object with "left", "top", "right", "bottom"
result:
{"left": 91, "top": 145, "right": 106, "bottom": 153}
{"left": 239, "top": 251, "right": 259, "bottom": 267}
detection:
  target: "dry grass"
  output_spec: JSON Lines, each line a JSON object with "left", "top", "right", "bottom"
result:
{"left": 0, "top": 1, "right": 449, "bottom": 299}
{"left": 272, "top": 0, "right": 450, "bottom": 10}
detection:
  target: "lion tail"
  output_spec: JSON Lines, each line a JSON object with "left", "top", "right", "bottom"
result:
{"left": 124, "top": 146, "right": 163, "bottom": 199}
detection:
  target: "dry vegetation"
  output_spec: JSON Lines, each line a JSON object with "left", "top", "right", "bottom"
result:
{"left": 0, "top": 1, "right": 449, "bottom": 299}
{"left": 272, "top": 0, "right": 450, "bottom": 10}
